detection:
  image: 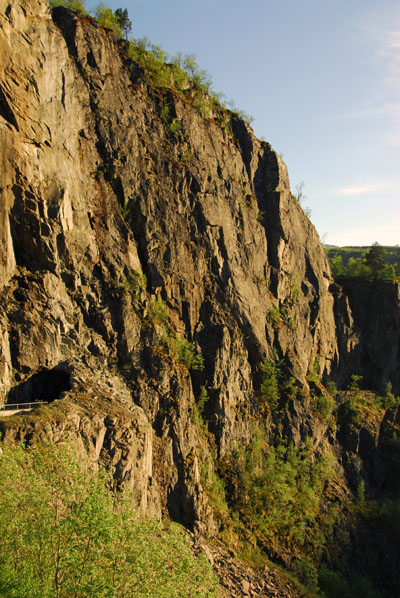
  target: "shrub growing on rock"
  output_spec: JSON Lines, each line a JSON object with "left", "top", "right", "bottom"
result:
{"left": 49, "top": 0, "right": 87, "bottom": 15}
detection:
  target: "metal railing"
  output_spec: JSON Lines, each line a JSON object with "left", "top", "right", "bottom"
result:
{"left": 0, "top": 401, "right": 48, "bottom": 412}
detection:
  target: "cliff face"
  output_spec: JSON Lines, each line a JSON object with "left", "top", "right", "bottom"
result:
{"left": 1, "top": 0, "right": 399, "bottom": 566}
{"left": 338, "top": 280, "right": 400, "bottom": 392}
{"left": 0, "top": 0, "right": 349, "bottom": 524}
{"left": 3, "top": 3, "right": 400, "bottom": 595}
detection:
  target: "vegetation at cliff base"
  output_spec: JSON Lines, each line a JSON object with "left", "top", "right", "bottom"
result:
{"left": 203, "top": 428, "right": 342, "bottom": 594}
{"left": 0, "top": 441, "right": 218, "bottom": 598}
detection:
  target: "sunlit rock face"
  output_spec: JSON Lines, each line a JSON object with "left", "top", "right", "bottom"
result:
{"left": 1, "top": 0, "right": 398, "bottom": 537}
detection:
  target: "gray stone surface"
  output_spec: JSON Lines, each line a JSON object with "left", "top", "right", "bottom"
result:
{"left": 0, "top": 2, "right": 399, "bottom": 572}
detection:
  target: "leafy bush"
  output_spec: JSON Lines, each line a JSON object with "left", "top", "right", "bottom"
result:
{"left": 377, "top": 382, "right": 400, "bottom": 409}
{"left": 306, "top": 355, "right": 321, "bottom": 383}
{"left": 339, "top": 375, "right": 365, "bottom": 423}
{"left": 316, "top": 393, "right": 336, "bottom": 422}
{"left": 94, "top": 3, "right": 123, "bottom": 37}
{"left": 124, "top": 38, "right": 179, "bottom": 88}
{"left": 169, "top": 337, "right": 204, "bottom": 371}
{"left": 257, "top": 210, "right": 265, "bottom": 223}
{"left": 290, "top": 280, "right": 300, "bottom": 303}
{"left": 173, "top": 52, "right": 212, "bottom": 93}
{"left": 348, "top": 374, "right": 363, "bottom": 392}
{"left": 259, "top": 357, "right": 298, "bottom": 413}
{"left": 145, "top": 297, "right": 170, "bottom": 325}
{"left": 193, "top": 385, "right": 209, "bottom": 428}
{"left": 161, "top": 103, "right": 182, "bottom": 134}
{"left": 144, "top": 299, "right": 203, "bottom": 371}
{"left": 229, "top": 107, "right": 254, "bottom": 124}
{"left": 48, "top": 0, "right": 87, "bottom": 15}
{"left": 259, "top": 358, "right": 280, "bottom": 411}
{"left": 267, "top": 305, "right": 281, "bottom": 327}
{"left": 325, "top": 380, "right": 338, "bottom": 396}
{"left": 201, "top": 459, "right": 230, "bottom": 521}
{"left": 217, "top": 433, "right": 339, "bottom": 591}
{"left": 0, "top": 441, "right": 219, "bottom": 598}
{"left": 113, "top": 268, "right": 147, "bottom": 297}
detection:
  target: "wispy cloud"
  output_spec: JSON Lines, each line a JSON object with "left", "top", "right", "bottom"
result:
{"left": 335, "top": 182, "right": 390, "bottom": 197}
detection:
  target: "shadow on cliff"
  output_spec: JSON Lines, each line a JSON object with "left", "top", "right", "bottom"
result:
{"left": 330, "top": 279, "right": 400, "bottom": 394}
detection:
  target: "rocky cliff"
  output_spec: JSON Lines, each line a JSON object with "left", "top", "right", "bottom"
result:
{"left": 1, "top": 1, "right": 399, "bottom": 596}
{"left": 337, "top": 279, "right": 400, "bottom": 392}
{"left": 0, "top": 0, "right": 339, "bottom": 508}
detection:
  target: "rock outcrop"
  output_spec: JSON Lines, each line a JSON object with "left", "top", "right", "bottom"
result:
{"left": 0, "top": 0, "right": 347, "bottom": 518}
{"left": 1, "top": 1, "right": 399, "bottom": 595}
{"left": 338, "top": 280, "right": 400, "bottom": 392}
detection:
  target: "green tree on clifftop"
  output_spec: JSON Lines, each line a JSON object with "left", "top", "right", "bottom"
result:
{"left": 115, "top": 7, "right": 132, "bottom": 38}
{"left": 94, "top": 3, "right": 123, "bottom": 37}
{"left": 364, "top": 242, "right": 386, "bottom": 279}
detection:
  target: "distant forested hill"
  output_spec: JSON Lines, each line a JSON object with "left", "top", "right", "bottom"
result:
{"left": 326, "top": 245, "right": 400, "bottom": 279}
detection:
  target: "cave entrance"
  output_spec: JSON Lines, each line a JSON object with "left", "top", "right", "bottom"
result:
{"left": 7, "top": 367, "right": 71, "bottom": 406}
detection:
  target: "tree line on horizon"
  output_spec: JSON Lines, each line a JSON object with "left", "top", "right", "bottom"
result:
{"left": 327, "top": 243, "right": 400, "bottom": 281}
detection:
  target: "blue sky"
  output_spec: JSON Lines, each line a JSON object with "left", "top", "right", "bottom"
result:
{"left": 87, "top": 0, "right": 400, "bottom": 246}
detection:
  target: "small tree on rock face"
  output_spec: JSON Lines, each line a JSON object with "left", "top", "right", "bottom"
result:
{"left": 294, "top": 181, "right": 312, "bottom": 217}
{"left": 364, "top": 242, "right": 386, "bottom": 279}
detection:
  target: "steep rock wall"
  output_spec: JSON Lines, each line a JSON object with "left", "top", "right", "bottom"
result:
{"left": 0, "top": 0, "right": 355, "bottom": 529}
{"left": 338, "top": 280, "right": 400, "bottom": 392}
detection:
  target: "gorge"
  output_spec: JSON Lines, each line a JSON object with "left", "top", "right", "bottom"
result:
{"left": 0, "top": 1, "right": 399, "bottom": 595}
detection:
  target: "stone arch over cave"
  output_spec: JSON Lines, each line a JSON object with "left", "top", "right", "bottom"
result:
{"left": 7, "top": 366, "right": 72, "bottom": 405}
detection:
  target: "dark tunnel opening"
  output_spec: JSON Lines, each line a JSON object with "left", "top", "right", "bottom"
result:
{"left": 7, "top": 367, "right": 71, "bottom": 405}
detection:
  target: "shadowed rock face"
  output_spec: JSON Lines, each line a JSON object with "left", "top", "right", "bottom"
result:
{"left": 337, "top": 280, "right": 400, "bottom": 392}
{"left": 0, "top": 1, "right": 399, "bottom": 551}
